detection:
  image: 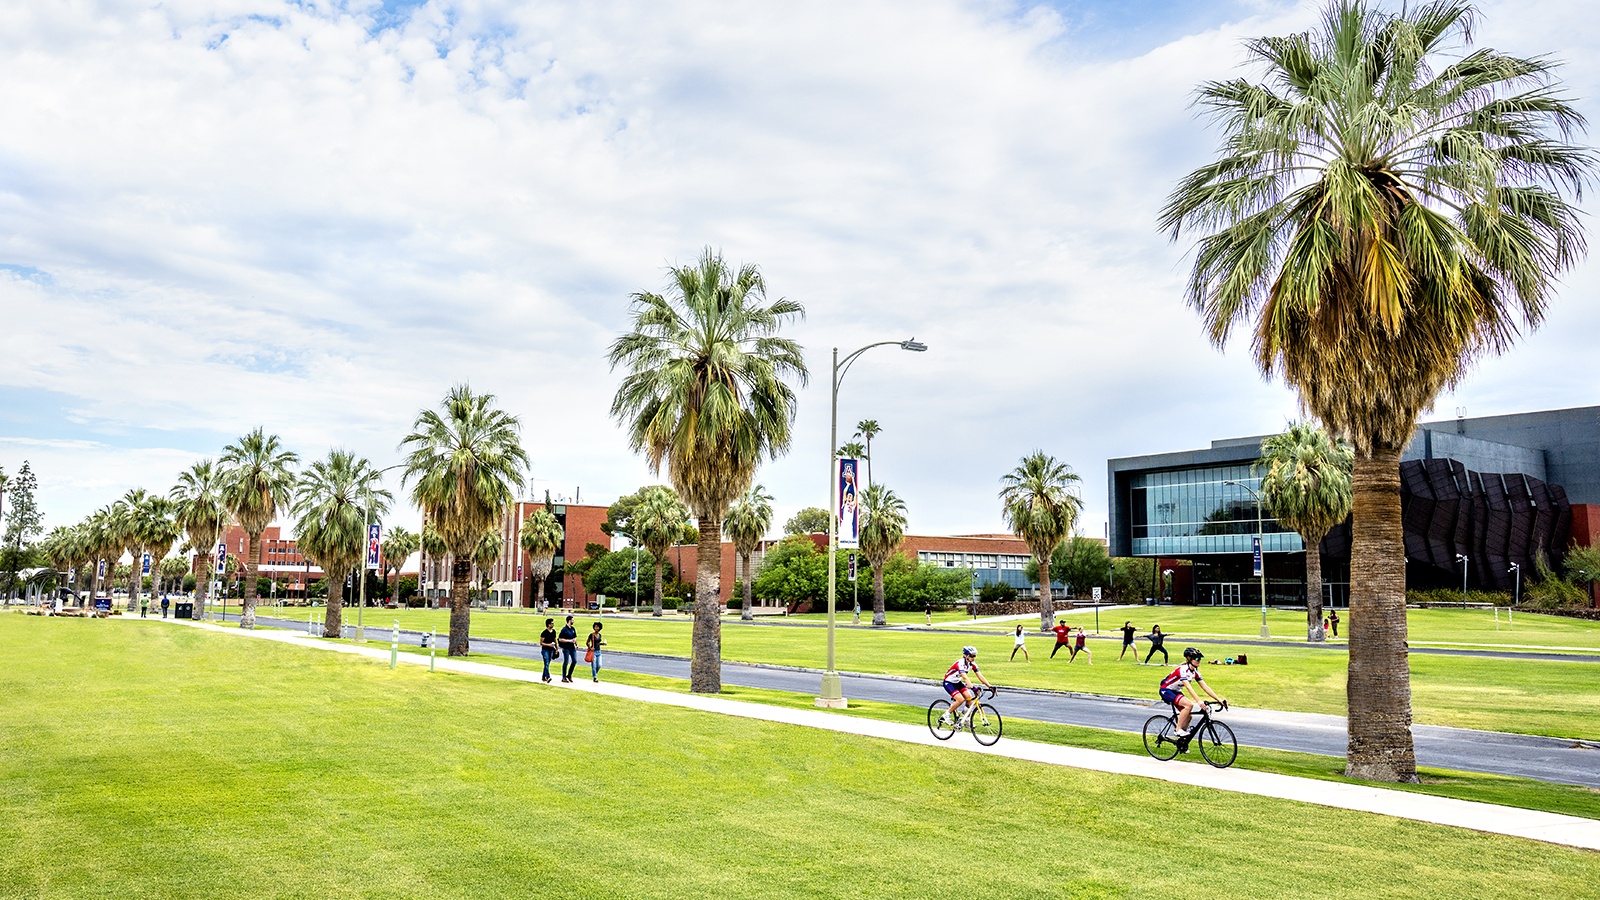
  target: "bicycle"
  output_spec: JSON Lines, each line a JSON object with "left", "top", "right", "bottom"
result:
{"left": 1142, "top": 700, "right": 1236, "bottom": 768}
{"left": 927, "top": 685, "right": 1003, "bottom": 746}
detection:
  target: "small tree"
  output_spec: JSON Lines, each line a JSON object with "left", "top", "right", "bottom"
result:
{"left": 723, "top": 484, "right": 773, "bottom": 621}
{"left": 783, "top": 507, "right": 830, "bottom": 536}
{"left": 1258, "top": 422, "right": 1353, "bottom": 642}
{"left": 519, "top": 505, "right": 565, "bottom": 609}
{"left": 858, "top": 484, "right": 907, "bottom": 626}
{"left": 999, "top": 452, "right": 1082, "bottom": 629}
{"left": 1, "top": 462, "right": 42, "bottom": 600}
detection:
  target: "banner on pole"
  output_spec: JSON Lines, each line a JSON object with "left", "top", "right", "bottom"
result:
{"left": 848, "top": 552, "right": 856, "bottom": 582}
{"left": 216, "top": 542, "right": 227, "bottom": 575}
{"left": 366, "top": 523, "right": 382, "bottom": 570}
{"left": 141, "top": 552, "right": 152, "bottom": 577}
{"left": 516, "top": 564, "right": 522, "bottom": 581}
{"left": 629, "top": 556, "right": 638, "bottom": 584}
{"left": 836, "top": 457, "right": 860, "bottom": 549}
{"left": 1252, "top": 535, "right": 1263, "bottom": 577}
{"left": 68, "top": 567, "right": 76, "bottom": 585}
{"left": 97, "top": 559, "right": 106, "bottom": 579}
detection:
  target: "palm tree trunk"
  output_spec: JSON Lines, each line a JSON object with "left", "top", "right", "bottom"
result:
{"left": 1345, "top": 447, "right": 1418, "bottom": 782}
{"left": 241, "top": 531, "right": 262, "bottom": 628}
{"left": 740, "top": 552, "right": 755, "bottom": 621}
{"left": 448, "top": 558, "right": 472, "bottom": 656}
{"left": 195, "top": 553, "right": 211, "bottom": 621}
{"left": 323, "top": 566, "right": 345, "bottom": 638}
{"left": 1038, "top": 557, "right": 1054, "bottom": 630}
{"left": 690, "top": 516, "right": 723, "bottom": 693}
{"left": 1305, "top": 539, "right": 1327, "bottom": 642}
{"left": 128, "top": 546, "right": 142, "bottom": 614}
{"left": 872, "top": 560, "right": 887, "bottom": 626}
{"left": 534, "top": 576, "right": 546, "bottom": 609}
{"left": 653, "top": 558, "right": 665, "bottom": 617}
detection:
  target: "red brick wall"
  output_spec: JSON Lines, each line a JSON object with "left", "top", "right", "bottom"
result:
{"left": 1570, "top": 504, "right": 1600, "bottom": 549}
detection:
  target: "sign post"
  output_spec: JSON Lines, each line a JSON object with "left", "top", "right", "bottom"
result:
{"left": 1092, "top": 585, "right": 1102, "bottom": 633}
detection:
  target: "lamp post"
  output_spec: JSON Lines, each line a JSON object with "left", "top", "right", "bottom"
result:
{"left": 355, "top": 462, "right": 407, "bottom": 642}
{"left": 819, "top": 338, "right": 926, "bottom": 708}
{"left": 1223, "top": 479, "right": 1270, "bottom": 638}
{"left": 1455, "top": 553, "right": 1469, "bottom": 608}
{"left": 1508, "top": 562, "right": 1521, "bottom": 607}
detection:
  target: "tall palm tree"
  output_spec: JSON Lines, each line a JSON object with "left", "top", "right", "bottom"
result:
{"left": 137, "top": 496, "right": 182, "bottom": 604}
{"left": 723, "top": 484, "right": 773, "bottom": 621}
{"left": 292, "top": 450, "right": 392, "bottom": 638}
{"left": 220, "top": 429, "right": 298, "bottom": 628}
{"left": 111, "top": 489, "right": 151, "bottom": 611}
{"left": 632, "top": 486, "right": 691, "bottom": 617}
{"left": 609, "top": 247, "right": 808, "bottom": 693}
{"left": 1160, "top": 0, "right": 1592, "bottom": 781}
{"left": 172, "top": 460, "right": 230, "bottom": 621}
{"left": 858, "top": 483, "right": 907, "bottom": 627}
{"left": 518, "top": 508, "right": 564, "bottom": 609}
{"left": 83, "top": 506, "right": 117, "bottom": 604}
{"left": 380, "top": 526, "right": 419, "bottom": 605}
{"left": 854, "top": 419, "right": 881, "bottom": 486}
{"left": 400, "top": 385, "right": 529, "bottom": 656}
{"left": 1258, "top": 422, "right": 1354, "bottom": 643}
{"left": 999, "top": 452, "right": 1082, "bottom": 629}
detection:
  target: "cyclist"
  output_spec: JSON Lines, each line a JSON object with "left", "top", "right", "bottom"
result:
{"left": 939, "top": 645, "right": 993, "bottom": 726}
{"left": 1159, "top": 647, "right": 1226, "bottom": 740}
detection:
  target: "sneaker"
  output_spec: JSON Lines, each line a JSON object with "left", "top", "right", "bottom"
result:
{"left": 1172, "top": 728, "right": 1190, "bottom": 739}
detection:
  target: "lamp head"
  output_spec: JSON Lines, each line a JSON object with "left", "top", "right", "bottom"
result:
{"left": 899, "top": 339, "right": 928, "bottom": 352}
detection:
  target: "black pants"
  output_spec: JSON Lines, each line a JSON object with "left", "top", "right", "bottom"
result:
{"left": 560, "top": 646, "right": 578, "bottom": 679}
{"left": 1050, "top": 642, "right": 1069, "bottom": 658}
{"left": 1145, "top": 643, "right": 1168, "bottom": 664}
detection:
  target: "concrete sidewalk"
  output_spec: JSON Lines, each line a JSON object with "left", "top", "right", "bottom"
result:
{"left": 158, "top": 617, "right": 1600, "bottom": 853}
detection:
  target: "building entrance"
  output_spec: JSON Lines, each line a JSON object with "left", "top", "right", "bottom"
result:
{"left": 1198, "top": 583, "right": 1243, "bottom": 606}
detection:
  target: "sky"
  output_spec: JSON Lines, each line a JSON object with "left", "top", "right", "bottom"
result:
{"left": 1, "top": 0, "right": 1597, "bottom": 544}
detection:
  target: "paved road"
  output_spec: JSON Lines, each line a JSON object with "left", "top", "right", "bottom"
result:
{"left": 228, "top": 613, "right": 1600, "bottom": 789}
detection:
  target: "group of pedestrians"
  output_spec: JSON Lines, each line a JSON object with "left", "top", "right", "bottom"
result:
{"left": 539, "top": 615, "right": 606, "bottom": 683}
{"left": 138, "top": 595, "right": 171, "bottom": 618}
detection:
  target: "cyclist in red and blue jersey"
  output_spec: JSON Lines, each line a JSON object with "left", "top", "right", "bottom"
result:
{"left": 939, "top": 646, "right": 993, "bottom": 725}
{"left": 1159, "top": 647, "right": 1226, "bottom": 738}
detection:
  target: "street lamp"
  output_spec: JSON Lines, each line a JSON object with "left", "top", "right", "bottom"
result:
{"left": 819, "top": 338, "right": 927, "bottom": 709}
{"left": 1508, "top": 562, "right": 1521, "bottom": 607}
{"left": 1223, "top": 479, "right": 1270, "bottom": 638}
{"left": 355, "top": 462, "right": 408, "bottom": 642}
{"left": 1455, "top": 553, "right": 1469, "bottom": 609}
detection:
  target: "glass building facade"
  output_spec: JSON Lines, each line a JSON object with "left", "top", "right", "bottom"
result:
{"left": 1128, "top": 464, "right": 1303, "bottom": 557}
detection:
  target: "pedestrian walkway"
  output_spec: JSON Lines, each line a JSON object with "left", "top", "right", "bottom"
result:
{"left": 153, "top": 616, "right": 1600, "bottom": 852}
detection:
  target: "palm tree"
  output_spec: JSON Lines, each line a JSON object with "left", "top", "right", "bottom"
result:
{"left": 380, "top": 526, "right": 419, "bottom": 605}
{"left": 518, "top": 508, "right": 564, "bottom": 609}
{"left": 858, "top": 483, "right": 908, "bottom": 626}
{"left": 220, "top": 429, "right": 298, "bottom": 628}
{"left": 632, "top": 486, "right": 691, "bottom": 617}
{"left": 472, "top": 528, "right": 504, "bottom": 606}
{"left": 609, "top": 248, "right": 808, "bottom": 693}
{"left": 1258, "top": 422, "right": 1354, "bottom": 643}
{"left": 400, "top": 385, "right": 529, "bottom": 656}
{"left": 836, "top": 441, "right": 866, "bottom": 461}
{"left": 292, "top": 450, "right": 392, "bottom": 638}
{"left": 111, "top": 489, "right": 151, "bottom": 611}
{"left": 172, "top": 460, "right": 230, "bottom": 620}
{"left": 723, "top": 484, "right": 773, "bottom": 621}
{"left": 854, "top": 419, "right": 881, "bottom": 486}
{"left": 420, "top": 523, "right": 447, "bottom": 604}
{"left": 82, "top": 506, "right": 117, "bottom": 604}
{"left": 137, "top": 496, "right": 182, "bottom": 605}
{"left": 999, "top": 452, "right": 1082, "bottom": 630}
{"left": 1160, "top": 0, "right": 1592, "bottom": 781}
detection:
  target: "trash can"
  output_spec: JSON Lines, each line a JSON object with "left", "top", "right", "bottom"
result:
{"left": 174, "top": 602, "right": 194, "bottom": 620}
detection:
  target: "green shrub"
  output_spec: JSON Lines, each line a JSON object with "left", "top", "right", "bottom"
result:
{"left": 1407, "top": 587, "right": 1512, "bottom": 606}
{"left": 977, "top": 582, "right": 1018, "bottom": 604}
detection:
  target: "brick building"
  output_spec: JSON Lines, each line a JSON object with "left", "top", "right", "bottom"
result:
{"left": 216, "top": 525, "right": 412, "bottom": 599}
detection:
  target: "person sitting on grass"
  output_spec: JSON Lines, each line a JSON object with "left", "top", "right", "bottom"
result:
{"left": 1158, "top": 647, "right": 1226, "bottom": 742}
{"left": 939, "top": 645, "right": 993, "bottom": 726}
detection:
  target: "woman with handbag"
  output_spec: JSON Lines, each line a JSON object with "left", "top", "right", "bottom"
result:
{"left": 585, "top": 622, "right": 606, "bottom": 682}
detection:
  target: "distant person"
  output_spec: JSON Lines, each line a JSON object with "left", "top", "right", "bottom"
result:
{"left": 539, "top": 618, "right": 558, "bottom": 683}
{"left": 586, "top": 622, "right": 606, "bottom": 682}
{"left": 1329, "top": 610, "right": 1340, "bottom": 637}
{"left": 558, "top": 615, "right": 579, "bottom": 682}
{"left": 1050, "top": 620, "right": 1071, "bottom": 658}
{"left": 1011, "top": 624, "right": 1030, "bottom": 661}
{"left": 1144, "top": 624, "right": 1168, "bottom": 665}
{"left": 139, "top": 596, "right": 148, "bottom": 618}
{"left": 1070, "top": 626, "right": 1092, "bottom": 664}
{"left": 161, "top": 595, "right": 170, "bottom": 619}
{"left": 1323, "top": 616, "right": 1330, "bottom": 635}
{"left": 924, "top": 602, "right": 932, "bottom": 625}
{"left": 1119, "top": 621, "right": 1138, "bottom": 661}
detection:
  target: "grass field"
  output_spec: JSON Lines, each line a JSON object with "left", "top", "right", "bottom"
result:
{"left": 3, "top": 615, "right": 1598, "bottom": 899}
{"left": 321, "top": 608, "right": 1596, "bottom": 739}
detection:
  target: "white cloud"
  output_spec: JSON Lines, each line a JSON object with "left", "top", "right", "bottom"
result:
{"left": 1, "top": 0, "right": 1596, "bottom": 544}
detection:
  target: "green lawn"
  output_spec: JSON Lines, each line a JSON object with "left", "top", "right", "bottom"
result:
{"left": 340, "top": 608, "right": 1595, "bottom": 739}
{"left": 4, "top": 615, "right": 1599, "bottom": 899}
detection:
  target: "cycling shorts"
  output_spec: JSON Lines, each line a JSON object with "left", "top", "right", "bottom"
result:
{"left": 943, "top": 681, "right": 970, "bottom": 697}
{"left": 1159, "top": 688, "right": 1182, "bottom": 705}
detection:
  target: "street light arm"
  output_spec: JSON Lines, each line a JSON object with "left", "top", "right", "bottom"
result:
{"left": 834, "top": 339, "right": 927, "bottom": 393}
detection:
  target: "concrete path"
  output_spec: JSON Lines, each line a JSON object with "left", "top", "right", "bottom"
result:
{"left": 160, "top": 616, "right": 1600, "bottom": 852}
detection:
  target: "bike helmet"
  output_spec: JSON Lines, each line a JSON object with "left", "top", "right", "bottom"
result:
{"left": 1183, "top": 647, "right": 1203, "bottom": 661}
{"left": 962, "top": 645, "right": 978, "bottom": 657}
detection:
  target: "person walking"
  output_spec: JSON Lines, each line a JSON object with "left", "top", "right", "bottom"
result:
{"left": 1069, "top": 626, "right": 1092, "bottom": 664}
{"left": 538, "top": 618, "right": 558, "bottom": 683}
{"left": 586, "top": 622, "right": 606, "bottom": 682}
{"left": 1118, "top": 621, "right": 1138, "bottom": 660}
{"left": 1143, "top": 624, "right": 1168, "bottom": 665}
{"left": 1010, "top": 623, "right": 1030, "bottom": 661}
{"left": 161, "top": 595, "right": 170, "bottom": 619}
{"left": 1049, "top": 620, "right": 1071, "bottom": 658}
{"left": 1329, "top": 609, "right": 1340, "bottom": 637}
{"left": 924, "top": 602, "right": 932, "bottom": 625}
{"left": 557, "top": 615, "right": 579, "bottom": 682}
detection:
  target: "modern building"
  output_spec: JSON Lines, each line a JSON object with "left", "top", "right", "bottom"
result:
{"left": 1108, "top": 405, "right": 1600, "bottom": 606}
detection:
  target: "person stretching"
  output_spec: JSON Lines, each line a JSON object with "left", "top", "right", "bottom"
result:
{"left": 1118, "top": 621, "right": 1138, "bottom": 660}
{"left": 1143, "top": 624, "right": 1168, "bottom": 665}
{"left": 1049, "top": 620, "right": 1071, "bottom": 658}
{"left": 1010, "top": 624, "right": 1030, "bottom": 661}
{"left": 1069, "top": 627, "right": 1092, "bottom": 664}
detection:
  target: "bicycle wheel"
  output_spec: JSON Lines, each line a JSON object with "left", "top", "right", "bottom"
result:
{"left": 971, "top": 703, "right": 1002, "bottom": 746}
{"left": 1198, "top": 720, "right": 1237, "bottom": 768}
{"left": 1142, "top": 715, "right": 1179, "bottom": 761}
{"left": 928, "top": 699, "right": 956, "bottom": 740}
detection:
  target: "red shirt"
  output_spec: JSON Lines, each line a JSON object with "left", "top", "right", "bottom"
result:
{"left": 1052, "top": 624, "right": 1070, "bottom": 644}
